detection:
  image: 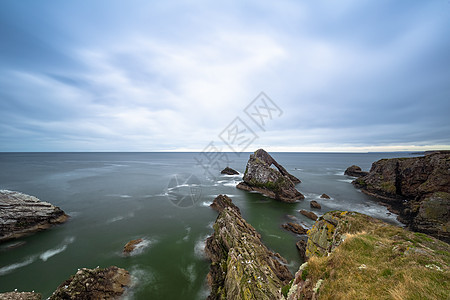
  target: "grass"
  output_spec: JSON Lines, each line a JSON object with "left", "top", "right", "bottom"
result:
{"left": 301, "top": 212, "right": 450, "bottom": 299}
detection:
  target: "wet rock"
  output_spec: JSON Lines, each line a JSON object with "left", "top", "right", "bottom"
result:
{"left": 0, "top": 190, "right": 69, "bottom": 243}
{"left": 236, "top": 149, "right": 304, "bottom": 203}
{"left": 123, "top": 238, "right": 143, "bottom": 256}
{"left": 310, "top": 201, "right": 321, "bottom": 209}
{"left": 344, "top": 165, "right": 368, "bottom": 177}
{"left": 299, "top": 210, "right": 318, "bottom": 221}
{"left": 50, "top": 266, "right": 130, "bottom": 300}
{"left": 282, "top": 222, "right": 307, "bottom": 235}
{"left": 296, "top": 240, "right": 307, "bottom": 262}
{"left": 0, "top": 292, "right": 41, "bottom": 300}
{"left": 205, "top": 195, "right": 293, "bottom": 299}
{"left": 320, "top": 193, "right": 330, "bottom": 199}
{"left": 352, "top": 153, "right": 450, "bottom": 242}
{"left": 220, "top": 167, "right": 239, "bottom": 175}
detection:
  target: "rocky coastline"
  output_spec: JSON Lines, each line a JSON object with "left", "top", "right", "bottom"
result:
{"left": 351, "top": 152, "right": 450, "bottom": 242}
{"left": 236, "top": 149, "right": 304, "bottom": 203}
{"left": 0, "top": 190, "right": 69, "bottom": 243}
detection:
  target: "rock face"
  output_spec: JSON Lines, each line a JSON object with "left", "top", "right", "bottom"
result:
{"left": 344, "top": 165, "right": 368, "bottom": 177}
{"left": 352, "top": 153, "right": 450, "bottom": 242}
{"left": 205, "top": 195, "right": 293, "bottom": 299}
{"left": 287, "top": 211, "right": 450, "bottom": 299}
{"left": 282, "top": 222, "right": 307, "bottom": 235}
{"left": 50, "top": 266, "right": 130, "bottom": 299}
{"left": 299, "top": 210, "right": 318, "bottom": 221}
{"left": 236, "top": 149, "right": 304, "bottom": 203}
{"left": 0, "top": 292, "right": 41, "bottom": 300}
{"left": 0, "top": 190, "right": 69, "bottom": 243}
{"left": 221, "top": 167, "right": 239, "bottom": 175}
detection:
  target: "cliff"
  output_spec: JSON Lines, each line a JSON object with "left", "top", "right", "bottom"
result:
{"left": 237, "top": 149, "right": 304, "bottom": 203}
{"left": 0, "top": 190, "right": 69, "bottom": 242}
{"left": 287, "top": 211, "right": 450, "bottom": 299}
{"left": 205, "top": 195, "right": 293, "bottom": 299}
{"left": 352, "top": 153, "right": 450, "bottom": 242}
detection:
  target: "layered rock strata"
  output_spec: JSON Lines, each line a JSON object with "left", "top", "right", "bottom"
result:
{"left": 205, "top": 195, "right": 293, "bottom": 299}
{"left": 237, "top": 149, "right": 304, "bottom": 203}
{"left": 0, "top": 190, "right": 68, "bottom": 242}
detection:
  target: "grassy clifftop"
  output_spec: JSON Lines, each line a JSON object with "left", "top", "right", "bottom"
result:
{"left": 287, "top": 211, "right": 450, "bottom": 299}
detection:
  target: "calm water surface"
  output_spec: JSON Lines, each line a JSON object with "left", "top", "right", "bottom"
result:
{"left": 0, "top": 152, "right": 413, "bottom": 299}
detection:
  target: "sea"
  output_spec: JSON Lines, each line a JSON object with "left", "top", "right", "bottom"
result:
{"left": 0, "top": 152, "right": 414, "bottom": 299}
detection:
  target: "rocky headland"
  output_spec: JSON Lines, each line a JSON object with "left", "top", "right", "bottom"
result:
{"left": 351, "top": 152, "right": 450, "bottom": 242}
{"left": 0, "top": 190, "right": 69, "bottom": 243}
{"left": 49, "top": 266, "right": 130, "bottom": 299}
{"left": 205, "top": 194, "right": 293, "bottom": 299}
{"left": 287, "top": 211, "right": 449, "bottom": 299}
{"left": 236, "top": 149, "right": 304, "bottom": 203}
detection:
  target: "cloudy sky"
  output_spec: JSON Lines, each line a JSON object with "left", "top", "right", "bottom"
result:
{"left": 1, "top": 0, "right": 449, "bottom": 152}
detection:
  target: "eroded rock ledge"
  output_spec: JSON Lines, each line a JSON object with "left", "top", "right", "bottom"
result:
{"left": 0, "top": 190, "right": 69, "bottom": 243}
{"left": 205, "top": 195, "right": 293, "bottom": 299}
{"left": 237, "top": 149, "right": 304, "bottom": 203}
{"left": 351, "top": 153, "right": 450, "bottom": 242}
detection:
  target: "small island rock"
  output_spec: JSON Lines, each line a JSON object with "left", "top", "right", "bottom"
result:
{"left": 236, "top": 149, "right": 304, "bottom": 203}
{"left": 0, "top": 190, "right": 69, "bottom": 243}
{"left": 300, "top": 210, "right": 318, "bottom": 221}
{"left": 220, "top": 167, "right": 239, "bottom": 175}
{"left": 282, "top": 222, "right": 307, "bottom": 235}
{"left": 310, "top": 200, "right": 322, "bottom": 209}
{"left": 320, "top": 193, "right": 330, "bottom": 199}
{"left": 344, "top": 165, "right": 369, "bottom": 177}
{"left": 123, "top": 238, "right": 143, "bottom": 256}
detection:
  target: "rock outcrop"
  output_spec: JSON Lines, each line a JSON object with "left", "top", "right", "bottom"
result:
{"left": 50, "top": 266, "right": 130, "bottom": 299}
{"left": 299, "top": 210, "right": 318, "bottom": 221}
{"left": 236, "top": 149, "right": 304, "bottom": 203}
{"left": 0, "top": 292, "right": 41, "bottom": 300}
{"left": 352, "top": 153, "right": 450, "bottom": 242}
{"left": 319, "top": 193, "right": 330, "bottom": 199}
{"left": 282, "top": 222, "right": 307, "bottom": 235}
{"left": 0, "top": 190, "right": 69, "bottom": 243}
{"left": 310, "top": 201, "right": 321, "bottom": 209}
{"left": 123, "top": 238, "right": 143, "bottom": 256}
{"left": 221, "top": 167, "right": 239, "bottom": 175}
{"left": 344, "top": 165, "right": 368, "bottom": 177}
{"left": 287, "top": 211, "right": 450, "bottom": 299}
{"left": 205, "top": 195, "right": 293, "bottom": 299}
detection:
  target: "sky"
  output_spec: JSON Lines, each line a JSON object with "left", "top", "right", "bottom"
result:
{"left": 1, "top": 0, "right": 449, "bottom": 152}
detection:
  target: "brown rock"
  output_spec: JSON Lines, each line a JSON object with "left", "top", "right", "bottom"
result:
{"left": 282, "top": 222, "right": 307, "bottom": 235}
{"left": 344, "top": 165, "right": 369, "bottom": 177}
{"left": 296, "top": 239, "right": 307, "bottom": 262}
{"left": 50, "top": 266, "right": 130, "bottom": 300}
{"left": 320, "top": 193, "right": 330, "bottom": 199}
{"left": 220, "top": 167, "right": 239, "bottom": 175}
{"left": 123, "top": 238, "right": 143, "bottom": 255}
{"left": 310, "top": 200, "right": 321, "bottom": 209}
{"left": 299, "top": 210, "right": 318, "bottom": 221}
{"left": 0, "top": 292, "right": 41, "bottom": 300}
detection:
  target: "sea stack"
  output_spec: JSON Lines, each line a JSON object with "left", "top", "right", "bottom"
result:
{"left": 0, "top": 190, "right": 69, "bottom": 242}
{"left": 236, "top": 149, "right": 304, "bottom": 202}
{"left": 352, "top": 152, "right": 450, "bottom": 242}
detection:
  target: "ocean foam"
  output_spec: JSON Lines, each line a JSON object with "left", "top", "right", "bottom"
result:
{"left": 0, "top": 256, "right": 35, "bottom": 276}
{"left": 126, "top": 238, "right": 155, "bottom": 257}
{"left": 40, "top": 236, "right": 75, "bottom": 262}
{"left": 194, "top": 235, "right": 209, "bottom": 259}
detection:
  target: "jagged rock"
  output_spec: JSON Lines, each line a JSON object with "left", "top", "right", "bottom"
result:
{"left": 205, "top": 195, "right": 293, "bottom": 299}
{"left": 236, "top": 149, "right": 304, "bottom": 203}
{"left": 320, "top": 193, "right": 330, "bottom": 199}
{"left": 296, "top": 239, "right": 307, "bottom": 262}
{"left": 287, "top": 211, "right": 450, "bottom": 299}
{"left": 0, "top": 292, "right": 41, "bottom": 300}
{"left": 221, "top": 167, "right": 239, "bottom": 175}
{"left": 299, "top": 210, "right": 318, "bottom": 221}
{"left": 123, "top": 238, "right": 143, "bottom": 256}
{"left": 344, "top": 165, "right": 368, "bottom": 177}
{"left": 0, "top": 190, "right": 69, "bottom": 243}
{"left": 282, "top": 222, "right": 307, "bottom": 235}
{"left": 310, "top": 201, "right": 321, "bottom": 209}
{"left": 50, "top": 266, "right": 130, "bottom": 299}
{"left": 352, "top": 153, "right": 450, "bottom": 242}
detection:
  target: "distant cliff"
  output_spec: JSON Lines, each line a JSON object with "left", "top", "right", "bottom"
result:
{"left": 352, "top": 153, "right": 449, "bottom": 242}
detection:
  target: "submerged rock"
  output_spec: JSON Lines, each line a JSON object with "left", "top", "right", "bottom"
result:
{"left": 299, "top": 210, "right": 318, "bottom": 221}
{"left": 220, "top": 167, "right": 239, "bottom": 175}
{"left": 0, "top": 190, "right": 69, "bottom": 243}
{"left": 50, "top": 266, "right": 130, "bottom": 299}
{"left": 352, "top": 153, "right": 450, "bottom": 242}
{"left": 282, "top": 222, "right": 307, "bottom": 235}
{"left": 0, "top": 292, "right": 41, "bottom": 300}
{"left": 236, "top": 149, "right": 304, "bottom": 203}
{"left": 310, "top": 200, "right": 321, "bottom": 209}
{"left": 205, "top": 195, "right": 293, "bottom": 299}
{"left": 287, "top": 211, "right": 450, "bottom": 299}
{"left": 344, "top": 165, "right": 368, "bottom": 177}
